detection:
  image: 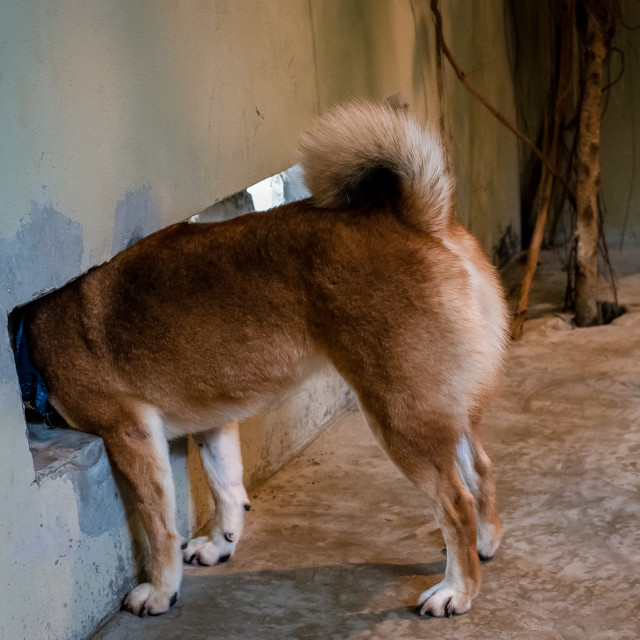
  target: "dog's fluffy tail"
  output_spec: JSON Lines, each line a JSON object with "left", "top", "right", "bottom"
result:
{"left": 298, "top": 101, "right": 454, "bottom": 233}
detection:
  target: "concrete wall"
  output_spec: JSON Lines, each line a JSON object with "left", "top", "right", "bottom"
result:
{"left": 600, "top": 0, "right": 640, "bottom": 243}
{"left": 434, "top": 0, "right": 521, "bottom": 260}
{"left": 0, "top": 2, "right": 523, "bottom": 639}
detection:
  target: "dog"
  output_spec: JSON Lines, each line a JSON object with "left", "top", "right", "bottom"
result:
{"left": 22, "top": 101, "right": 509, "bottom": 617}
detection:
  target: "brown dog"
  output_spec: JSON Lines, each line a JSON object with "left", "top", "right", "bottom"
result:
{"left": 25, "top": 101, "right": 509, "bottom": 617}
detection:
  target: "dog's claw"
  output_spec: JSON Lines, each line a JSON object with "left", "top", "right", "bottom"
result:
{"left": 445, "top": 597, "right": 453, "bottom": 617}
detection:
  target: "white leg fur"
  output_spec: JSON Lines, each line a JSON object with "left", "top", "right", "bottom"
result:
{"left": 184, "top": 422, "right": 249, "bottom": 565}
{"left": 455, "top": 434, "right": 502, "bottom": 560}
{"left": 455, "top": 435, "right": 480, "bottom": 496}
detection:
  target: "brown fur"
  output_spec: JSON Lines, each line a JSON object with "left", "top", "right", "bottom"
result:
{"left": 25, "top": 102, "right": 508, "bottom": 617}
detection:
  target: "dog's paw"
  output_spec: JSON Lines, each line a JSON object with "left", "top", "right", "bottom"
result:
{"left": 121, "top": 583, "right": 178, "bottom": 617}
{"left": 416, "top": 581, "right": 473, "bottom": 617}
{"left": 477, "top": 518, "right": 503, "bottom": 561}
{"left": 183, "top": 533, "right": 235, "bottom": 566}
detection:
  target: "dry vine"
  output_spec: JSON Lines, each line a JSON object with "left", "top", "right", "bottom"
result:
{"left": 429, "top": 0, "right": 623, "bottom": 338}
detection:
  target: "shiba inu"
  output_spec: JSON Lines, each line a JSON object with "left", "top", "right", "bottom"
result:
{"left": 23, "top": 101, "right": 508, "bottom": 617}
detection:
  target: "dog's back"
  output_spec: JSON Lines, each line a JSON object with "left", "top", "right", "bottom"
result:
{"left": 29, "top": 103, "right": 507, "bottom": 433}
{"left": 25, "top": 101, "right": 509, "bottom": 617}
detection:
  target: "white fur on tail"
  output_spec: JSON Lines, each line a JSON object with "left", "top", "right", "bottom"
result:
{"left": 298, "top": 101, "right": 454, "bottom": 233}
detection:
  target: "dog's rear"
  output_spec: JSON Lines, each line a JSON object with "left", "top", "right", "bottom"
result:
{"left": 26, "top": 101, "right": 508, "bottom": 617}
{"left": 300, "top": 102, "right": 509, "bottom": 615}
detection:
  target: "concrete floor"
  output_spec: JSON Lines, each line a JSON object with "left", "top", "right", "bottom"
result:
{"left": 91, "top": 251, "right": 640, "bottom": 640}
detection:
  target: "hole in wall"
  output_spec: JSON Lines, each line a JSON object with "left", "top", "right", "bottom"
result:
{"left": 10, "top": 165, "right": 309, "bottom": 481}
{"left": 246, "top": 165, "right": 308, "bottom": 211}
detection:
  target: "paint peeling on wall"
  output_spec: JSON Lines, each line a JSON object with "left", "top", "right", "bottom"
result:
{"left": 0, "top": 199, "right": 83, "bottom": 381}
{"left": 112, "top": 186, "right": 161, "bottom": 253}
{"left": 0, "top": 200, "right": 84, "bottom": 312}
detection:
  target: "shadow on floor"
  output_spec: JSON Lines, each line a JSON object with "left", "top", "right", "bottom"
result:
{"left": 94, "top": 560, "right": 447, "bottom": 640}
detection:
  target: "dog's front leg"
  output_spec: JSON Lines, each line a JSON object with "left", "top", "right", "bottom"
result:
{"left": 101, "top": 408, "right": 182, "bottom": 616}
{"left": 184, "top": 422, "right": 250, "bottom": 566}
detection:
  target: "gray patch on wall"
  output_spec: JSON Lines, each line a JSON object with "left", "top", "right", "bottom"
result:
{"left": 0, "top": 201, "right": 83, "bottom": 381}
{"left": 112, "top": 186, "right": 161, "bottom": 253}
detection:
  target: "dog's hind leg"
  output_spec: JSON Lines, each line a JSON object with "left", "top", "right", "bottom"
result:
{"left": 98, "top": 406, "right": 182, "bottom": 616}
{"left": 362, "top": 406, "right": 482, "bottom": 617}
{"left": 183, "top": 422, "right": 250, "bottom": 566}
{"left": 455, "top": 424, "right": 503, "bottom": 561}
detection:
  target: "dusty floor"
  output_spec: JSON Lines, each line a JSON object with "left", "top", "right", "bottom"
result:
{"left": 92, "top": 249, "right": 640, "bottom": 640}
